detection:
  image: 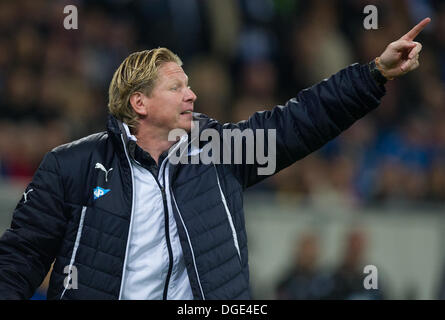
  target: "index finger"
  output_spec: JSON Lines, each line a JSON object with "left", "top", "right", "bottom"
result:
{"left": 401, "top": 17, "right": 431, "bottom": 41}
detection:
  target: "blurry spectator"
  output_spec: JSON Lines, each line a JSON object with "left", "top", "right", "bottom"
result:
{"left": 289, "top": 0, "right": 353, "bottom": 85}
{"left": 185, "top": 56, "right": 233, "bottom": 123}
{"left": 231, "top": 59, "right": 278, "bottom": 122}
{"left": 205, "top": 0, "right": 241, "bottom": 59}
{"left": 275, "top": 232, "right": 334, "bottom": 299}
{"left": 327, "top": 229, "right": 385, "bottom": 300}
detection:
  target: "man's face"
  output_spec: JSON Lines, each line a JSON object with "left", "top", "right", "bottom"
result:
{"left": 142, "top": 62, "right": 197, "bottom": 134}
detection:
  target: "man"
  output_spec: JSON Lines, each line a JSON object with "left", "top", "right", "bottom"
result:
{"left": 0, "top": 18, "right": 430, "bottom": 300}
{"left": 275, "top": 232, "right": 334, "bottom": 300}
{"left": 326, "top": 229, "right": 385, "bottom": 300}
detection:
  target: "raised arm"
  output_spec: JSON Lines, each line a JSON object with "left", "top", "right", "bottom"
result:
{"left": 223, "top": 18, "right": 431, "bottom": 189}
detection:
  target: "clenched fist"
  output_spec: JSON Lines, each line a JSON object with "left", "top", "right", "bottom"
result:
{"left": 376, "top": 17, "right": 431, "bottom": 80}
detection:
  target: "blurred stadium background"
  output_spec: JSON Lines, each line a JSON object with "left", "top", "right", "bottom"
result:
{"left": 1, "top": 0, "right": 445, "bottom": 299}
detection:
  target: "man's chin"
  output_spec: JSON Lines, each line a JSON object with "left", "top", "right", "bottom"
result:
{"left": 171, "top": 121, "right": 193, "bottom": 135}
{"left": 181, "top": 119, "right": 194, "bottom": 133}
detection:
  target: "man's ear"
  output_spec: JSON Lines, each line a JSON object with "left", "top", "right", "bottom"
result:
{"left": 129, "top": 92, "right": 148, "bottom": 116}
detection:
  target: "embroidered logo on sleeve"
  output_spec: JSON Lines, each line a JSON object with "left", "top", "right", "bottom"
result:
{"left": 93, "top": 186, "right": 110, "bottom": 200}
{"left": 23, "top": 188, "right": 34, "bottom": 203}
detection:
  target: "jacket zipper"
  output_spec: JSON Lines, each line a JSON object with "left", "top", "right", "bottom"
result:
{"left": 118, "top": 134, "right": 136, "bottom": 300}
{"left": 157, "top": 137, "right": 192, "bottom": 299}
{"left": 60, "top": 205, "right": 87, "bottom": 299}
{"left": 160, "top": 175, "right": 174, "bottom": 300}
{"left": 150, "top": 157, "right": 175, "bottom": 300}
{"left": 133, "top": 157, "right": 174, "bottom": 300}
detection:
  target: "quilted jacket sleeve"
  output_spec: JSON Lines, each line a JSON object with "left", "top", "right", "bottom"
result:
{"left": 0, "top": 151, "right": 67, "bottom": 299}
{"left": 222, "top": 63, "right": 386, "bottom": 189}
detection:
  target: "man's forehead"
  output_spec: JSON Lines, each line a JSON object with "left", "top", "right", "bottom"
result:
{"left": 159, "top": 62, "right": 188, "bottom": 81}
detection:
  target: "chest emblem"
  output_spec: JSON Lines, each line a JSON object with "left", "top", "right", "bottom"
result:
{"left": 93, "top": 186, "right": 110, "bottom": 200}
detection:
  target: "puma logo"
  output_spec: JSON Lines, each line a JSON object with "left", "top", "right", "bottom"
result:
{"left": 95, "top": 163, "right": 113, "bottom": 182}
{"left": 23, "top": 189, "right": 34, "bottom": 203}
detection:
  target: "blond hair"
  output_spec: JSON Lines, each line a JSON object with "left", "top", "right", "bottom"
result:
{"left": 108, "top": 48, "right": 182, "bottom": 131}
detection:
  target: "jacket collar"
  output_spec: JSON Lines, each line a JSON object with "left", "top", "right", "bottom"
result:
{"left": 106, "top": 112, "right": 214, "bottom": 143}
{"left": 106, "top": 114, "right": 193, "bottom": 170}
{"left": 106, "top": 114, "right": 158, "bottom": 168}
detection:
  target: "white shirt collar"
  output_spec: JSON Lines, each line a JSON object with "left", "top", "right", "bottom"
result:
{"left": 122, "top": 122, "right": 137, "bottom": 142}
{"left": 122, "top": 122, "right": 193, "bottom": 162}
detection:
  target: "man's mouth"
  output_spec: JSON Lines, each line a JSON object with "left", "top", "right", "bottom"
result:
{"left": 180, "top": 111, "right": 193, "bottom": 115}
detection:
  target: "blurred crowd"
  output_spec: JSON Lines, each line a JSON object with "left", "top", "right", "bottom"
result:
{"left": 275, "top": 229, "right": 386, "bottom": 300}
{"left": 1, "top": 0, "right": 445, "bottom": 209}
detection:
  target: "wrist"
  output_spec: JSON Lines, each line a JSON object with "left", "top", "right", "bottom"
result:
{"left": 375, "top": 57, "right": 394, "bottom": 81}
{"left": 369, "top": 58, "right": 389, "bottom": 86}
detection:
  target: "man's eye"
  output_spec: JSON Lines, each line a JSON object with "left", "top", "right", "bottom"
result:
{"left": 171, "top": 86, "right": 179, "bottom": 91}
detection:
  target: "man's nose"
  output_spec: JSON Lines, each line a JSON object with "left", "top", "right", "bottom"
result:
{"left": 185, "top": 87, "right": 197, "bottom": 103}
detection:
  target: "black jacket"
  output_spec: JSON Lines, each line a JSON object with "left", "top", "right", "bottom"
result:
{"left": 0, "top": 63, "right": 385, "bottom": 299}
